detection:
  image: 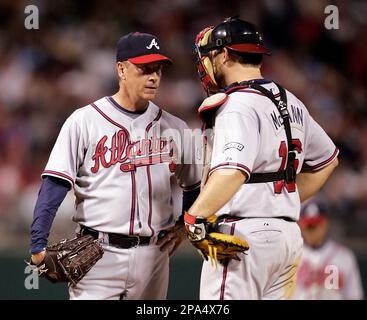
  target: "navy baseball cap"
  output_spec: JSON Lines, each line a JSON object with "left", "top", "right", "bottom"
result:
{"left": 299, "top": 200, "right": 328, "bottom": 228}
{"left": 116, "top": 32, "right": 172, "bottom": 65}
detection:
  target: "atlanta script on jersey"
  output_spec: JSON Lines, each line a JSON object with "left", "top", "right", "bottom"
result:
{"left": 42, "top": 97, "right": 201, "bottom": 236}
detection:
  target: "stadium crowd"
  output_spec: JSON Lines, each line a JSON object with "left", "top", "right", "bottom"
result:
{"left": 0, "top": 0, "right": 366, "bottom": 251}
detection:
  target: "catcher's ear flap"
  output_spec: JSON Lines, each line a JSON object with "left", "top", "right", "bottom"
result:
{"left": 195, "top": 26, "right": 213, "bottom": 46}
{"left": 195, "top": 27, "right": 218, "bottom": 95}
{"left": 201, "top": 53, "right": 216, "bottom": 82}
{"left": 198, "top": 27, "right": 212, "bottom": 46}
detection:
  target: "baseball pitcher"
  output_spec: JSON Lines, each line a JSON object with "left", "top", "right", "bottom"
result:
{"left": 29, "top": 32, "right": 201, "bottom": 300}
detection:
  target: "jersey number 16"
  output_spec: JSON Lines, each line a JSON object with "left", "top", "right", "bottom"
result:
{"left": 274, "top": 139, "right": 302, "bottom": 194}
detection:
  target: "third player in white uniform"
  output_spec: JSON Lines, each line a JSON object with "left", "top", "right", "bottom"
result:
{"left": 184, "top": 17, "right": 339, "bottom": 299}
{"left": 294, "top": 200, "right": 364, "bottom": 300}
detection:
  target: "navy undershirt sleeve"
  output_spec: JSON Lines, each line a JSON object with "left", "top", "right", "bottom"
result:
{"left": 30, "top": 176, "right": 71, "bottom": 254}
{"left": 179, "top": 187, "right": 200, "bottom": 222}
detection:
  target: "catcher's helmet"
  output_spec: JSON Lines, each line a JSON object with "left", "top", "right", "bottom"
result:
{"left": 194, "top": 16, "right": 270, "bottom": 95}
{"left": 200, "top": 16, "right": 271, "bottom": 55}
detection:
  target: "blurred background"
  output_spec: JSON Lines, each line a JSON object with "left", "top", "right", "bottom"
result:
{"left": 0, "top": 0, "right": 366, "bottom": 299}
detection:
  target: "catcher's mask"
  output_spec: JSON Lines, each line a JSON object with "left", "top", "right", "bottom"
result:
{"left": 194, "top": 16, "right": 271, "bottom": 95}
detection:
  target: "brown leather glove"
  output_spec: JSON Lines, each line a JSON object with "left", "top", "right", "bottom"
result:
{"left": 29, "top": 235, "right": 104, "bottom": 286}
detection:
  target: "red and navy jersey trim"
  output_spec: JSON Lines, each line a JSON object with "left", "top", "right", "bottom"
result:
{"left": 42, "top": 170, "right": 74, "bottom": 187}
{"left": 209, "top": 162, "right": 252, "bottom": 180}
{"left": 302, "top": 147, "right": 339, "bottom": 172}
{"left": 238, "top": 89, "right": 281, "bottom": 98}
{"left": 91, "top": 103, "right": 131, "bottom": 131}
{"left": 106, "top": 96, "right": 146, "bottom": 115}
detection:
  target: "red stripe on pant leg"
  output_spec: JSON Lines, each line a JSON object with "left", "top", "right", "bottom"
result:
{"left": 220, "top": 265, "right": 229, "bottom": 300}
{"left": 146, "top": 165, "right": 154, "bottom": 235}
{"left": 129, "top": 170, "right": 136, "bottom": 235}
{"left": 219, "top": 223, "right": 236, "bottom": 300}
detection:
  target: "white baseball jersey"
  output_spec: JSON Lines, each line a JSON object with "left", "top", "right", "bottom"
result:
{"left": 293, "top": 240, "right": 364, "bottom": 300}
{"left": 200, "top": 81, "right": 337, "bottom": 300}
{"left": 209, "top": 82, "right": 339, "bottom": 220}
{"left": 42, "top": 96, "right": 200, "bottom": 236}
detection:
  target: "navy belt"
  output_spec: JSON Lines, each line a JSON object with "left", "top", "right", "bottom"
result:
{"left": 80, "top": 226, "right": 151, "bottom": 249}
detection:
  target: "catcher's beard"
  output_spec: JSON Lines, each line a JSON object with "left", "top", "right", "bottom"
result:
{"left": 210, "top": 52, "right": 226, "bottom": 91}
{"left": 212, "top": 66, "right": 225, "bottom": 90}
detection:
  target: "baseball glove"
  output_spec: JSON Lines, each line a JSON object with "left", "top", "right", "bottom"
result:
{"left": 184, "top": 213, "right": 249, "bottom": 267}
{"left": 30, "top": 235, "right": 104, "bottom": 286}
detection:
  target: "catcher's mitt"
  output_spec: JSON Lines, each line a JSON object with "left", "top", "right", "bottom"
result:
{"left": 184, "top": 212, "right": 249, "bottom": 267}
{"left": 30, "top": 235, "right": 104, "bottom": 286}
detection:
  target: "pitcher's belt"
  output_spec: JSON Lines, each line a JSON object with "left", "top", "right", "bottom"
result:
{"left": 80, "top": 226, "right": 151, "bottom": 249}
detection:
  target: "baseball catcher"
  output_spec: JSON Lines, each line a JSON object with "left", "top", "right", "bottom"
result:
{"left": 29, "top": 235, "right": 104, "bottom": 286}
{"left": 186, "top": 16, "right": 338, "bottom": 300}
{"left": 182, "top": 20, "right": 251, "bottom": 267}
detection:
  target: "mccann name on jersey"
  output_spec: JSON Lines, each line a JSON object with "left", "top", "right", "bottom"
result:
{"left": 270, "top": 104, "right": 304, "bottom": 131}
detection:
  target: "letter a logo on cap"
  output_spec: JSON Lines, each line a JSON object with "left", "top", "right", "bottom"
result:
{"left": 146, "top": 38, "right": 160, "bottom": 50}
